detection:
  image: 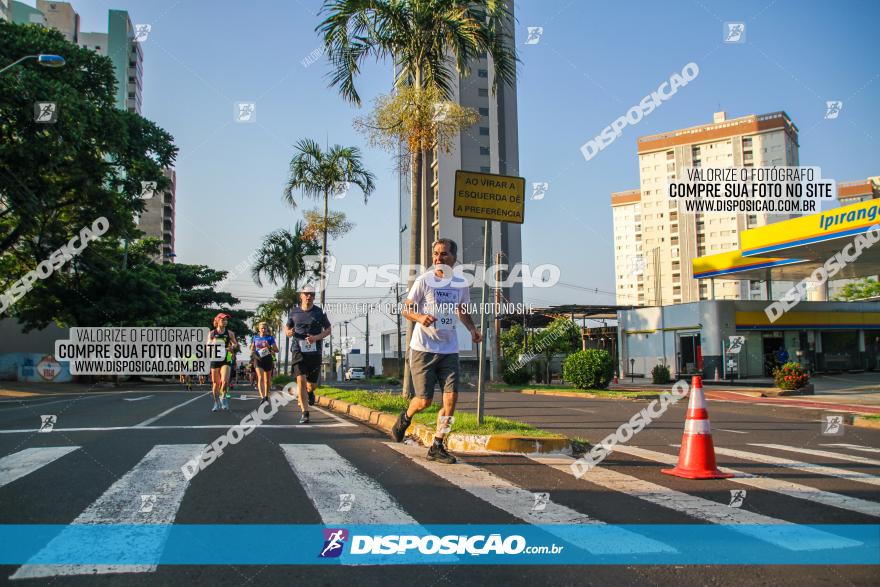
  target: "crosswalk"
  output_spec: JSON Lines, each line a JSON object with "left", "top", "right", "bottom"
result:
{"left": 0, "top": 440, "right": 878, "bottom": 577}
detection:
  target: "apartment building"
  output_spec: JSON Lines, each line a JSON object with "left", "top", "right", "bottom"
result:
{"left": 612, "top": 111, "right": 800, "bottom": 306}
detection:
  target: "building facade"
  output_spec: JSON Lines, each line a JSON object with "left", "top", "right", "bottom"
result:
{"left": 612, "top": 111, "right": 801, "bottom": 306}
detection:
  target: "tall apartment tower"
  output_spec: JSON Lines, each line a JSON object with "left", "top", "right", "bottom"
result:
{"left": 400, "top": 1, "right": 522, "bottom": 309}
{"left": 612, "top": 111, "right": 800, "bottom": 306}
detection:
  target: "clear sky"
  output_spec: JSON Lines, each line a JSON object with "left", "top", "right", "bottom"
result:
{"left": 25, "top": 0, "right": 880, "bottom": 343}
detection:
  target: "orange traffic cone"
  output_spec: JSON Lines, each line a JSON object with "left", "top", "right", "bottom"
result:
{"left": 662, "top": 375, "right": 733, "bottom": 479}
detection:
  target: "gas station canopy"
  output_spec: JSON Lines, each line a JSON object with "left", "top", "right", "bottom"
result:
{"left": 693, "top": 198, "right": 880, "bottom": 282}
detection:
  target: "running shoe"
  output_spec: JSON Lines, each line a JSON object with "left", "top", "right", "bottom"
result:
{"left": 426, "top": 443, "right": 456, "bottom": 464}
{"left": 299, "top": 412, "right": 310, "bottom": 424}
{"left": 222, "top": 397, "right": 230, "bottom": 411}
{"left": 390, "top": 410, "right": 411, "bottom": 443}
{"left": 211, "top": 401, "right": 219, "bottom": 412}
{"left": 308, "top": 390, "right": 315, "bottom": 406}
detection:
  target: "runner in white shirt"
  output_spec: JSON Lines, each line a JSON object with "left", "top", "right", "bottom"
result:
{"left": 391, "top": 238, "right": 482, "bottom": 464}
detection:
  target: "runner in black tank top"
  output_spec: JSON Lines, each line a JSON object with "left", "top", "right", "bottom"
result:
{"left": 209, "top": 313, "right": 237, "bottom": 412}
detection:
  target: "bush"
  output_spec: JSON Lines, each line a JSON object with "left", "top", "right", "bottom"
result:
{"left": 563, "top": 350, "right": 613, "bottom": 390}
{"left": 502, "top": 358, "right": 531, "bottom": 385}
{"left": 651, "top": 364, "right": 671, "bottom": 384}
{"left": 272, "top": 374, "right": 295, "bottom": 387}
{"left": 773, "top": 362, "right": 809, "bottom": 390}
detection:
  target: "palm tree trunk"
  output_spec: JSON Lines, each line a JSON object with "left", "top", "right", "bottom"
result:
{"left": 401, "top": 147, "right": 422, "bottom": 398}
{"left": 320, "top": 190, "right": 329, "bottom": 308}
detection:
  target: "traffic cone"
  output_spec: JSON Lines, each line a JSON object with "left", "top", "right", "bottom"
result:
{"left": 613, "top": 372, "right": 619, "bottom": 385}
{"left": 713, "top": 367, "right": 720, "bottom": 381}
{"left": 662, "top": 375, "right": 733, "bottom": 479}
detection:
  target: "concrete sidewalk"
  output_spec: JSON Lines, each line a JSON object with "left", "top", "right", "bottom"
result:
{"left": 0, "top": 379, "right": 177, "bottom": 397}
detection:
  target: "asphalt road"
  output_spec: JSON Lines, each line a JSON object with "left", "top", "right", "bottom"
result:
{"left": 0, "top": 384, "right": 877, "bottom": 585}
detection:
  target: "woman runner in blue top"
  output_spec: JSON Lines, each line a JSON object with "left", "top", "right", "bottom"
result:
{"left": 249, "top": 321, "right": 278, "bottom": 403}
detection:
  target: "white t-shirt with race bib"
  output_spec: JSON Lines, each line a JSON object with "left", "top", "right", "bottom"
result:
{"left": 407, "top": 271, "right": 470, "bottom": 355}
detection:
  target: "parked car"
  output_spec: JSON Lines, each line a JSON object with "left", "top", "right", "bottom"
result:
{"left": 344, "top": 367, "right": 366, "bottom": 381}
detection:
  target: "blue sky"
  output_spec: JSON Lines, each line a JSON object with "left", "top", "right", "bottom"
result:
{"left": 29, "top": 0, "right": 880, "bottom": 339}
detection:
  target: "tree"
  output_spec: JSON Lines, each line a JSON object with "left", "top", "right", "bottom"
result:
{"left": 11, "top": 237, "right": 250, "bottom": 332}
{"left": 302, "top": 207, "right": 354, "bottom": 243}
{"left": 250, "top": 223, "right": 321, "bottom": 373}
{"left": 283, "top": 139, "right": 375, "bottom": 307}
{"left": 0, "top": 21, "right": 176, "bottom": 266}
{"left": 317, "top": 0, "right": 518, "bottom": 395}
{"left": 530, "top": 318, "right": 579, "bottom": 384}
{"left": 834, "top": 277, "right": 880, "bottom": 301}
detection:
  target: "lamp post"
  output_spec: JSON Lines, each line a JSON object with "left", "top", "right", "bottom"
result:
{"left": 0, "top": 54, "right": 66, "bottom": 75}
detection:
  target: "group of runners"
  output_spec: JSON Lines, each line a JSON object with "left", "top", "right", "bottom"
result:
{"left": 202, "top": 237, "right": 480, "bottom": 464}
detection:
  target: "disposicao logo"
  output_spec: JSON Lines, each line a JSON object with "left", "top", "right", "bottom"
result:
{"left": 319, "top": 528, "right": 348, "bottom": 558}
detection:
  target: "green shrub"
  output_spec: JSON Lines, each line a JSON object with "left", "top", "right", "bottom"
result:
{"left": 502, "top": 359, "right": 531, "bottom": 385}
{"left": 651, "top": 364, "right": 671, "bottom": 384}
{"left": 563, "top": 350, "right": 613, "bottom": 390}
{"left": 773, "top": 362, "right": 809, "bottom": 390}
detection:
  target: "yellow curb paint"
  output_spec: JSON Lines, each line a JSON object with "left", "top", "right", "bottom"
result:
{"left": 853, "top": 416, "right": 880, "bottom": 430}
{"left": 316, "top": 395, "right": 572, "bottom": 455}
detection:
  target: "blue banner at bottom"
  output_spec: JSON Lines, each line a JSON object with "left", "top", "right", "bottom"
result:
{"left": 0, "top": 525, "right": 877, "bottom": 565}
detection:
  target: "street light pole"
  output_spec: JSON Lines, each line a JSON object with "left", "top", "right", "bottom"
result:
{"left": 0, "top": 54, "right": 66, "bottom": 75}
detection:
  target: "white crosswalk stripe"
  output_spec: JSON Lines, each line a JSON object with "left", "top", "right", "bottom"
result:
{"left": 821, "top": 443, "right": 880, "bottom": 455}
{"left": 281, "top": 444, "right": 416, "bottom": 524}
{"left": 386, "top": 442, "right": 673, "bottom": 554}
{"left": 0, "top": 447, "right": 79, "bottom": 489}
{"left": 610, "top": 445, "right": 880, "bottom": 519}
{"left": 10, "top": 444, "right": 202, "bottom": 580}
{"left": 751, "top": 444, "right": 880, "bottom": 466}
{"left": 527, "top": 453, "right": 861, "bottom": 552}
{"left": 712, "top": 446, "right": 880, "bottom": 487}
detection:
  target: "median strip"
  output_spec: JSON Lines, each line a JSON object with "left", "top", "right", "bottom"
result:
{"left": 316, "top": 388, "right": 578, "bottom": 455}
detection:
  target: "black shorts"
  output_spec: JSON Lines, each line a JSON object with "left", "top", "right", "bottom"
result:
{"left": 255, "top": 355, "right": 274, "bottom": 371}
{"left": 294, "top": 353, "right": 322, "bottom": 384}
{"left": 210, "top": 361, "right": 232, "bottom": 370}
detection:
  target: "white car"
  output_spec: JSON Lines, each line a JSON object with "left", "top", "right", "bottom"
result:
{"left": 344, "top": 367, "right": 366, "bottom": 381}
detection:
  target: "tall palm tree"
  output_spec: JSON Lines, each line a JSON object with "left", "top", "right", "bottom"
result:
{"left": 317, "top": 0, "right": 518, "bottom": 394}
{"left": 251, "top": 222, "right": 320, "bottom": 373}
{"left": 283, "top": 138, "right": 376, "bottom": 307}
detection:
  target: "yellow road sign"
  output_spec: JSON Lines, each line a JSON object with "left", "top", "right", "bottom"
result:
{"left": 453, "top": 170, "right": 525, "bottom": 224}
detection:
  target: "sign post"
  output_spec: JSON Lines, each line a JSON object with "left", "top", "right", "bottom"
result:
{"left": 453, "top": 170, "right": 525, "bottom": 424}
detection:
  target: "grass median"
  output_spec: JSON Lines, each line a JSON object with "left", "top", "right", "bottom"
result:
{"left": 489, "top": 383, "right": 663, "bottom": 398}
{"left": 319, "top": 387, "right": 562, "bottom": 437}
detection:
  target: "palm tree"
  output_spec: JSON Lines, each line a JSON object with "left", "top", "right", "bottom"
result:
{"left": 283, "top": 138, "right": 376, "bottom": 307}
{"left": 317, "top": 0, "right": 518, "bottom": 394}
{"left": 251, "top": 222, "right": 320, "bottom": 373}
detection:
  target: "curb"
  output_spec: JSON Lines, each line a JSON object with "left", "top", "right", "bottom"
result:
{"left": 853, "top": 416, "right": 880, "bottom": 430}
{"left": 316, "top": 395, "right": 575, "bottom": 454}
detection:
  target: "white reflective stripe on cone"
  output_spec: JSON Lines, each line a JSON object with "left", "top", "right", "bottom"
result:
{"left": 687, "top": 388, "right": 707, "bottom": 410}
{"left": 684, "top": 418, "right": 712, "bottom": 435}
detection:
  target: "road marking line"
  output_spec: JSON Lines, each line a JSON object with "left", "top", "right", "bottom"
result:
{"left": 821, "top": 444, "right": 880, "bottom": 454}
{"left": 310, "top": 405, "right": 355, "bottom": 426}
{"left": 10, "top": 444, "right": 201, "bottom": 580}
{"left": 716, "top": 429, "right": 748, "bottom": 434}
{"left": 710, "top": 446, "right": 880, "bottom": 487}
{"left": 123, "top": 395, "right": 154, "bottom": 402}
{"left": 0, "top": 447, "right": 80, "bottom": 489}
{"left": 750, "top": 444, "right": 880, "bottom": 467}
{"left": 281, "top": 444, "right": 415, "bottom": 524}
{"left": 612, "top": 445, "right": 880, "bottom": 519}
{"left": 0, "top": 395, "right": 107, "bottom": 412}
{"left": 386, "top": 442, "right": 673, "bottom": 554}
{"left": 134, "top": 393, "right": 209, "bottom": 427}
{"left": 0, "top": 423, "right": 352, "bottom": 434}
{"left": 527, "top": 453, "right": 860, "bottom": 551}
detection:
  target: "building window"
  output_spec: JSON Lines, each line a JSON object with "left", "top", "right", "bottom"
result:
{"left": 479, "top": 107, "right": 489, "bottom": 116}
{"left": 480, "top": 166, "right": 490, "bottom": 173}
{"left": 479, "top": 127, "right": 489, "bottom": 136}
{"left": 478, "top": 88, "right": 488, "bottom": 97}
{"left": 666, "top": 151, "right": 674, "bottom": 160}
{"left": 478, "top": 69, "right": 488, "bottom": 78}
{"left": 480, "top": 147, "right": 490, "bottom": 156}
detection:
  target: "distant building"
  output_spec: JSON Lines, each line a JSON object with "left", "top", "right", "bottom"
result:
{"left": 138, "top": 168, "right": 176, "bottom": 263}
{"left": 612, "top": 111, "right": 801, "bottom": 306}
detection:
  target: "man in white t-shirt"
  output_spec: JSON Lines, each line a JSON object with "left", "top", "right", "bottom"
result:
{"left": 391, "top": 238, "right": 482, "bottom": 464}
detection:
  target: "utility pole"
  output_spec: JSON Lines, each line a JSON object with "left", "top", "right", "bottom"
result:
{"left": 365, "top": 311, "right": 370, "bottom": 376}
{"left": 395, "top": 283, "right": 403, "bottom": 378}
{"left": 491, "top": 251, "right": 502, "bottom": 381}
